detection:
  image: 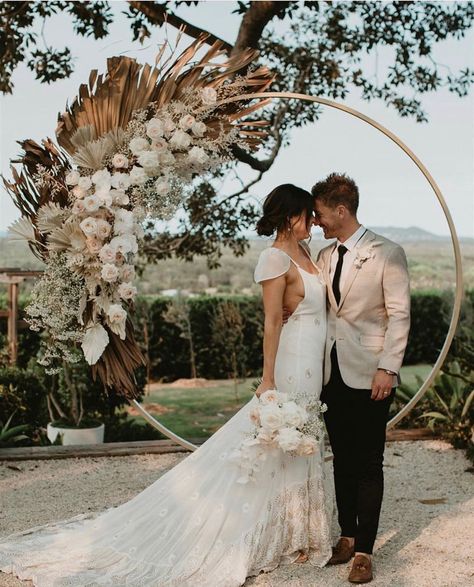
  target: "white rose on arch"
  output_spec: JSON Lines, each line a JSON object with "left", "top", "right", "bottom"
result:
{"left": 146, "top": 118, "right": 164, "bottom": 140}
{"left": 99, "top": 243, "right": 117, "bottom": 264}
{"left": 129, "top": 137, "right": 150, "bottom": 155}
{"left": 77, "top": 176, "right": 92, "bottom": 191}
{"left": 188, "top": 146, "right": 209, "bottom": 165}
{"left": 114, "top": 209, "right": 135, "bottom": 235}
{"left": 92, "top": 169, "right": 111, "bottom": 186}
{"left": 101, "top": 263, "right": 120, "bottom": 283}
{"left": 65, "top": 170, "right": 80, "bottom": 186}
{"left": 152, "top": 138, "right": 168, "bottom": 152}
{"left": 106, "top": 303, "right": 127, "bottom": 339}
{"left": 80, "top": 217, "right": 98, "bottom": 236}
{"left": 83, "top": 194, "right": 101, "bottom": 213}
{"left": 138, "top": 151, "right": 160, "bottom": 170}
{"left": 112, "top": 153, "right": 129, "bottom": 169}
{"left": 110, "top": 173, "right": 131, "bottom": 190}
{"left": 191, "top": 121, "right": 207, "bottom": 137}
{"left": 179, "top": 114, "right": 195, "bottom": 130}
{"left": 129, "top": 166, "right": 148, "bottom": 186}
{"left": 109, "top": 234, "right": 138, "bottom": 254}
{"left": 118, "top": 282, "right": 137, "bottom": 300}
{"left": 169, "top": 129, "right": 192, "bottom": 150}
{"left": 201, "top": 87, "right": 217, "bottom": 105}
{"left": 121, "top": 264, "right": 136, "bottom": 282}
{"left": 154, "top": 178, "right": 170, "bottom": 196}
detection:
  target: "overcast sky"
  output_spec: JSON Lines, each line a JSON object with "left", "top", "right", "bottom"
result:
{"left": 1, "top": 0, "right": 473, "bottom": 238}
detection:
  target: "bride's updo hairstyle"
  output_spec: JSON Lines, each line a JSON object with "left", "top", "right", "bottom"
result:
{"left": 256, "top": 184, "right": 314, "bottom": 237}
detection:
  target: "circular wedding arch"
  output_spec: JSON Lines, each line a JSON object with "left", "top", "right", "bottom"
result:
{"left": 131, "top": 91, "right": 464, "bottom": 452}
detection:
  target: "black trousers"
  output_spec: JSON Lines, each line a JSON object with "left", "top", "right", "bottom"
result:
{"left": 320, "top": 344, "right": 395, "bottom": 554}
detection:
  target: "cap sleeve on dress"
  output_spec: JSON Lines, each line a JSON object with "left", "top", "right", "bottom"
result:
{"left": 254, "top": 248, "right": 291, "bottom": 284}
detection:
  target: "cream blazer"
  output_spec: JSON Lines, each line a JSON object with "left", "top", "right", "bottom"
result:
{"left": 315, "top": 229, "right": 411, "bottom": 389}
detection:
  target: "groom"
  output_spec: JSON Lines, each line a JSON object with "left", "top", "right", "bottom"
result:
{"left": 313, "top": 173, "right": 410, "bottom": 583}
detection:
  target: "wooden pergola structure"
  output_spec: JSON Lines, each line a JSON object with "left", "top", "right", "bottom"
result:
{"left": 0, "top": 268, "right": 43, "bottom": 365}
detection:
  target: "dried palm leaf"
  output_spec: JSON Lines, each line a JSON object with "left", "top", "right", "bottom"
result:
{"left": 36, "top": 202, "right": 67, "bottom": 233}
{"left": 2, "top": 139, "right": 71, "bottom": 260}
{"left": 48, "top": 220, "right": 85, "bottom": 252}
{"left": 7, "top": 217, "right": 36, "bottom": 242}
{"left": 91, "top": 319, "right": 146, "bottom": 400}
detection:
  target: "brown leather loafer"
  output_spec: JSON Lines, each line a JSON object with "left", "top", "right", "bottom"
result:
{"left": 327, "top": 537, "right": 355, "bottom": 565}
{"left": 348, "top": 554, "right": 373, "bottom": 583}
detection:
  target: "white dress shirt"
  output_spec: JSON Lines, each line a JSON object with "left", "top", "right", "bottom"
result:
{"left": 329, "top": 224, "right": 367, "bottom": 290}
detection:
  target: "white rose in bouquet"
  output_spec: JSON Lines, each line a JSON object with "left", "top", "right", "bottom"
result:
{"left": 83, "top": 194, "right": 101, "bottom": 213}
{"left": 121, "top": 264, "right": 136, "bottom": 282}
{"left": 138, "top": 151, "right": 160, "bottom": 170}
{"left": 146, "top": 118, "right": 164, "bottom": 140}
{"left": 110, "top": 173, "right": 131, "bottom": 190}
{"left": 112, "top": 153, "right": 129, "bottom": 169}
{"left": 129, "top": 166, "right": 148, "bottom": 186}
{"left": 249, "top": 407, "right": 261, "bottom": 426}
{"left": 169, "top": 129, "right": 192, "bottom": 150}
{"left": 179, "top": 114, "right": 195, "bottom": 130}
{"left": 154, "top": 178, "right": 170, "bottom": 196}
{"left": 191, "top": 121, "right": 207, "bottom": 137}
{"left": 152, "top": 138, "right": 168, "bottom": 152}
{"left": 129, "top": 137, "right": 149, "bottom": 156}
{"left": 277, "top": 427, "right": 303, "bottom": 452}
{"left": 281, "top": 401, "right": 307, "bottom": 428}
{"left": 296, "top": 435, "right": 318, "bottom": 456}
{"left": 99, "top": 243, "right": 117, "bottom": 264}
{"left": 259, "top": 389, "right": 279, "bottom": 405}
{"left": 188, "top": 146, "right": 209, "bottom": 165}
{"left": 77, "top": 176, "right": 92, "bottom": 191}
{"left": 72, "top": 199, "right": 85, "bottom": 215}
{"left": 118, "top": 282, "right": 137, "bottom": 300}
{"left": 92, "top": 169, "right": 111, "bottom": 186}
{"left": 256, "top": 427, "right": 275, "bottom": 444}
{"left": 259, "top": 404, "right": 285, "bottom": 431}
{"left": 80, "top": 217, "right": 98, "bottom": 236}
{"left": 101, "top": 263, "right": 119, "bottom": 282}
{"left": 86, "top": 236, "right": 103, "bottom": 254}
{"left": 111, "top": 189, "right": 129, "bottom": 206}
{"left": 201, "top": 87, "right": 217, "bottom": 105}
{"left": 65, "top": 170, "right": 80, "bottom": 186}
{"left": 96, "top": 219, "right": 112, "bottom": 239}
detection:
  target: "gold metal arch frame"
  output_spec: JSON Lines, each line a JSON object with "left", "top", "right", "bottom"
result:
{"left": 132, "top": 91, "right": 464, "bottom": 452}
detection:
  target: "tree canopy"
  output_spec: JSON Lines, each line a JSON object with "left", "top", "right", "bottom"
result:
{"left": 2, "top": 1, "right": 473, "bottom": 266}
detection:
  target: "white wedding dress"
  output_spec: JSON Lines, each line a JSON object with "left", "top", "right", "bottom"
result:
{"left": 0, "top": 245, "right": 334, "bottom": 587}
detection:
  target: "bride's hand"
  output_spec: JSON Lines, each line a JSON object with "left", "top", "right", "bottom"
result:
{"left": 255, "top": 379, "right": 275, "bottom": 398}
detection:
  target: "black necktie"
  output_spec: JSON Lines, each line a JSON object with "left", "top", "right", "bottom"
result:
{"left": 332, "top": 244, "right": 348, "bottom": 305}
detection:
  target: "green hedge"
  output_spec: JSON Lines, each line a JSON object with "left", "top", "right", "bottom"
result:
{"left": 1, "top": 289, "right": 471, "bottom": 382}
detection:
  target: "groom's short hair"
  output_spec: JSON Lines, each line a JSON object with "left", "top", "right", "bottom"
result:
{"left": 311, "top": 173, "right": 359, "bottom": 215}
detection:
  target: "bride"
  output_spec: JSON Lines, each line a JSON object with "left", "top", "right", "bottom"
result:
{"left": 0, "top": 183, "right": 334, "bottom": 586}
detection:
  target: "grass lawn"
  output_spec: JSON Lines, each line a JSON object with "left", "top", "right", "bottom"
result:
{"left": 124, "top": 364, "right": 433, "bottom": 440}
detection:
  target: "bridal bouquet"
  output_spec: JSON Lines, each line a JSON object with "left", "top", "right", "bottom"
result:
{"left": 230, "top": 389, "right": 327, "bottom": 484}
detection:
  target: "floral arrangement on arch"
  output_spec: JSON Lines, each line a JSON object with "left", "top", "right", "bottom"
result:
{"left": 4, "top": 34, "right": 273, "bottom": 398}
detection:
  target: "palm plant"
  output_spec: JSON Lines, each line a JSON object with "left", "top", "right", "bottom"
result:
{"left": 419, "top": 362, "right": 474, "bottom": 449}
{"left": 0, "top": 411, "right": 30, "bottom": 447}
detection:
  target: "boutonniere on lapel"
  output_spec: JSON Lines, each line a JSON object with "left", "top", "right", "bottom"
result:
{"left": 353, "top": 245, "right": 375, "bottom": 269}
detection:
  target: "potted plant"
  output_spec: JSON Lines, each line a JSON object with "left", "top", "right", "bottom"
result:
{"left": 46, "top": 360, "right": 105, "bottom": 445}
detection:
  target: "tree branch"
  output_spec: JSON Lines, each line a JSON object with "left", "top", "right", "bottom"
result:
{"left": 127, "top": 1, "right": 232, "bottom": 51}
{"left": 232, "top": 1, "right": 290, "bottom": 54}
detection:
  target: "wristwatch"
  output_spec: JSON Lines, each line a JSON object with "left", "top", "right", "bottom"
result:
{"left": 379, "top": 368, "right": 396, "bottom": 376}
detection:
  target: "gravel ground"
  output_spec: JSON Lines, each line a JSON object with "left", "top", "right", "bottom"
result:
{"left": 1, "top": 440, "right": 473, "bottom": 587}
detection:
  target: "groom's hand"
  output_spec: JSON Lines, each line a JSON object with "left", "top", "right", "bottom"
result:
{"left": 282, "top": 306, "right": 292, "bottom": 324}
{"left": 371, "top": 370, "right": 393, "bottom": 401}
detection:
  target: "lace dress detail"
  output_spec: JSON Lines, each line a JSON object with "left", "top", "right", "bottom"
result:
{"left": 0, "top": 246, "right": 334, "bottom": 587}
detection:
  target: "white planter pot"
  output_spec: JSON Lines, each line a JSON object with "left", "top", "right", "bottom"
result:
{"left": 47, "top": 422, "right": 105, "bottom": 446}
